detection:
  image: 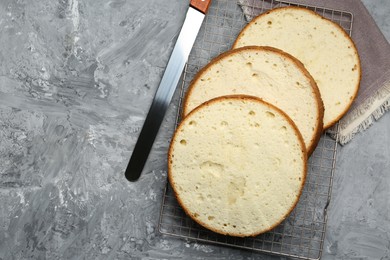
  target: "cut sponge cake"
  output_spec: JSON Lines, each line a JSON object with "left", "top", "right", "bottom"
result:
{"left": 168, "top": 95, "right": 307, "bottom": 237}
{"left": 233, "top": 7, "right": 361, "bottom": 129}
{"left": 183, "top": 46, "right": 323, "bottom": 155}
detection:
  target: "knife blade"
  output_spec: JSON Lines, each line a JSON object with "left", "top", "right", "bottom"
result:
{"left": 125, "top": 0, "right": 212, "bottom": 182}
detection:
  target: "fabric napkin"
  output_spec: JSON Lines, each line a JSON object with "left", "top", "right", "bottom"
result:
{"left": 238, "top": 0, "right": 390, "bottom": 144}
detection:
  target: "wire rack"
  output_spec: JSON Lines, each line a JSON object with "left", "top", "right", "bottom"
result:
{"left": 158, "top": 1, "right": 353, "bottom": 259}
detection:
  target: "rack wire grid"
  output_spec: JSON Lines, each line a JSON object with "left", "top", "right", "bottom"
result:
{"left": 158, "top": 1, "right": 353, "bottom": 259}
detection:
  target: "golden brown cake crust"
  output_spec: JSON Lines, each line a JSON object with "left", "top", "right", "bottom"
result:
{"left": 168, "top": 95, "right": 308, "bottom": 237}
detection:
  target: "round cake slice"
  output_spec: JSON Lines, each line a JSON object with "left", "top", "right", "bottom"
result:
{"left": 183, "top": 46, "right": 323, "bottom": 155}
{"left": 169, "top": 95, "right": 307, "bottom": 237}
{"left": 233, "top": 6, "right": 361, "bottom": 129}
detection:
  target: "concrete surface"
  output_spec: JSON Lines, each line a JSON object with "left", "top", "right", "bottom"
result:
{"left": 0, "top": 0, "right": 389, "bottom": 259}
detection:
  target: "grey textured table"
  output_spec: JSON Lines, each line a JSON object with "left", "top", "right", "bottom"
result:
{"left": 0, "top": 0, "right": 389, "bottom": 259}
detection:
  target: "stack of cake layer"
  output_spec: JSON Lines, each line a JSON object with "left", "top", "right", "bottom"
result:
{"left": 168, "top": 7, "right": 361, "bottom": 237}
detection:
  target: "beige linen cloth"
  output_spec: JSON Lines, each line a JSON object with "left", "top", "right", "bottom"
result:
{"left": 238, "top": 0, "right": 390, "bottom": 144}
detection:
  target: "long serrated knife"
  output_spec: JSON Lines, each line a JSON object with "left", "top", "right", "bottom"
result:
{"left": 125, "top": 0, "right": 212, "bottom": 182}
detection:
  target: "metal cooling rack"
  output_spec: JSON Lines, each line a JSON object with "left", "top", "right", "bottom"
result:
{"left": 158, "top": 1, "right": 353, "bottom": 259}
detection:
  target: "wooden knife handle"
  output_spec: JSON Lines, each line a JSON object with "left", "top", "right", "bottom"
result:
{"left": 190, "top": 0, "right": 212, "bottom": 14}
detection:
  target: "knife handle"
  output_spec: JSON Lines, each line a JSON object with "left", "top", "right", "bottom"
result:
{"left": 190, "top": 0, "right": 212, "bottom": 14}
